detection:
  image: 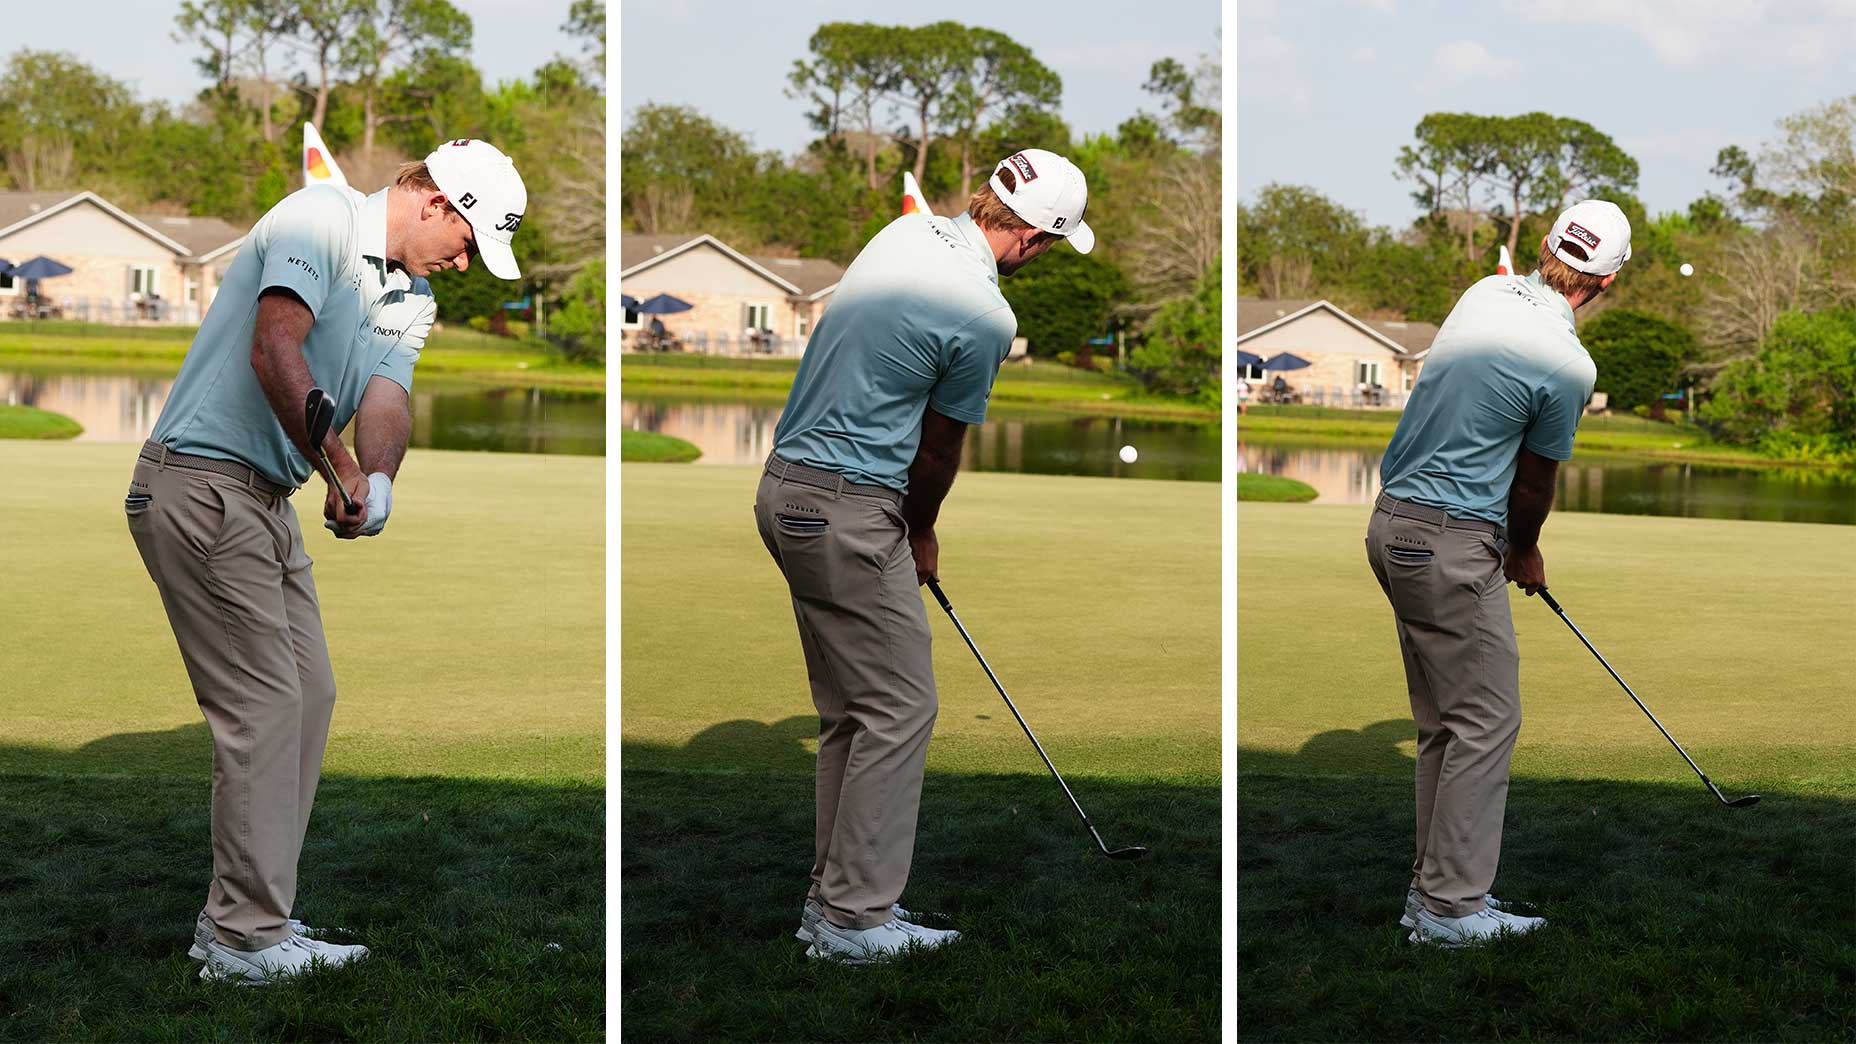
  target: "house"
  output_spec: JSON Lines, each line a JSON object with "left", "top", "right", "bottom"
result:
{"left": 1236, "top": 298, "right": 1439, "bottom": 408}
{"left": 0, "top": 191, "right": 245, "bottom": 324}
{"left": 618, "top": 233, "right": 843, "bottom": 355}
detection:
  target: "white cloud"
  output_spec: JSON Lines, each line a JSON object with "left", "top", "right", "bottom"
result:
{"left": 1433, "top": 40, "right": 1504, "bottom": 82}
{"left": 1505, "top": 0, "right": 1856, "bottom": 70}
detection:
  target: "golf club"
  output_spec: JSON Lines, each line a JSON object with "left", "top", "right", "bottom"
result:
{"left": 304, "top": 387, "right": 358, "bottom": 515}
{"left": 1538, "top": 588, "right": 1759, "bottom": 808}
{"left": 925, "top": 579, "right": 1149, "bottom": 859}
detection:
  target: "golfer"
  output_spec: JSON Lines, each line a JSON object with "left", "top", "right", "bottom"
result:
{"left": 126, "top": 139, "right": 526, "bottom": 983}
{"left": 1367, "top": 200, "right": 1630, "bottom": 947}
{"left": 755, "top": 149, "right": 1095, "bottom": 963}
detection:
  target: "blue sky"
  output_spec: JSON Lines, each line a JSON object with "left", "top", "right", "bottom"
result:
{"left": 1238, "top": 0, "right": 1856, "bottom": 228}
{"left": 619, "top": 0, "right": 1222, "bottom": 158}
{"left": 8, "top": 0, "right": 584, "bottom": 109}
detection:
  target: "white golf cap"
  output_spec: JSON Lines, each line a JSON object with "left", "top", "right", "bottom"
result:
{"left": 988, "top": 149, "right": 1095, "bottom": 254}
{"left": 424, "top": 138, "right": 527, "bottom": 280}
{"left": 1547, "top": 199, "right": 1632, "bottom": 276}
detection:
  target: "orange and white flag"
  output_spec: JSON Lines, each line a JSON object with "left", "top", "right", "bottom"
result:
{"left": 1497, "top": 244, "right": 1514, "bottom": 276}
{"left": 303, "top": 123, "right": 349, "bottom": 190}
{"left": 902, "top": 171, "right": 932, "bottom": 217}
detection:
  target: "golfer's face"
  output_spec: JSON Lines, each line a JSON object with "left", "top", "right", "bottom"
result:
{"left": 414, "top": 202, "right": 478, "bottom": 277}
{"left": 998, "top": 230, "right": 1057, "bottom": 276}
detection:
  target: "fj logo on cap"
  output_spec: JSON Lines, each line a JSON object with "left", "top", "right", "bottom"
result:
{"left": 1006, "top": 152, "right": 1039, "bottom": 184}
{"left": 1565, "top": 221, "right": 1601, "bottom": 250}
{"left": 458, "top": 192, "right": 477, "bottom": 209}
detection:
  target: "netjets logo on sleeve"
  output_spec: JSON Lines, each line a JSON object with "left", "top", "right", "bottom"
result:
{"left": 285, "top": 256, "right": 321, "bottom": 281}
{"left": 1564, "top": 222, "right": 1601, "bottom": 250}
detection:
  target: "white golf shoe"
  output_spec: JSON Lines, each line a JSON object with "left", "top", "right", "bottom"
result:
{"left": 1408, "top": 906, "right": 1545, "bottom": 948}
{"left": 796, "top": 897, "right": 937, "bottom": 943}
{"left": 1400, "top": 888, "right": 1511, "bottom": 929}
{"left": 198, "top": 933, "right": 370, "bottom": 985}
{"left": 188, "top": 910, "right": 339, "bottom": 962}
{"left": 804, "top": 915, "right": 960, "bottom": 965}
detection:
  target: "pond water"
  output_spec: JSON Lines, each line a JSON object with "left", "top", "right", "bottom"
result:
{"left": 621, "top": 393, "right": 1222, "bottom": 482}
{"left": 0, "top": 366, "right": 605, "bottom": 456}
{"left": 1239, "top": 439, "right": 1856, "bottom": 526}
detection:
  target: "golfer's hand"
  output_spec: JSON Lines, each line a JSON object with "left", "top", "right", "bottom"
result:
{"left": 324, "top": 474, "right": 369, "bottom": 538}
{"left": 909, "top": 527, "right": 939, "bottom": 585}
{"left": 1504, "top": 543, "right": 1546, "bottom": 596}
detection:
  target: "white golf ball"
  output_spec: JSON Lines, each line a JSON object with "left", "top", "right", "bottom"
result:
{"left": 1680, "top": 263, "right": 1694, "bottom": 277}
{"left": 1119, "top": 445, "right": 1138, "bottom": 463}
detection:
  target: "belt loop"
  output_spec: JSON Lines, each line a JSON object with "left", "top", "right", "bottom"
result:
{"left": 832, "top": 474, "right": 845, "bottom": 500}
{"left": 155, "top": 442, "right": 169, "bottom": 472}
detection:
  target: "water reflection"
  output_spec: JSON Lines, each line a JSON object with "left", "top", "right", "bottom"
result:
{"left": 1239, "top": 439, "right": 1855, "bottom": 525}
{"left": 621, "top": 395, "right": 1221, "bottom": 482}
{"left": 0, "top": 369, "right": 605, "bottom": 456}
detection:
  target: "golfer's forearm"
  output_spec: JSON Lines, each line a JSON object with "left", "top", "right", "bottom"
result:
{"left": 354, "top": 377, "right": 411, "bottom": 479}
{"left": 901, "top": 441, "right": 961, "bottom": 533}
{"left": 1506, "top": 475, "right": 1555, "bottom": 549}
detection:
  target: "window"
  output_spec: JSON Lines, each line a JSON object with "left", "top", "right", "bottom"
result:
{"left": 743, "top": 303, "right": 770, "bottom": 331}
{"left": 130, "top": 265, "right": 158, "bottom": 297}
{"left": 796, "top": 309, "right": 811, "bottom": 339}
{"left": 1241, "top": 362, "right": 1265, "bottom": 380}
{"left": 0, "top": 271, "right": 15, "bottom": 296}
{"left": 185, "top": 277, "right": 199, "bottom": 304}
{"left": 1356, "top": 360, "right": 1381, "bottom": 387}
{"left": 621, "top": 304, "right": 641, "bottom": 329}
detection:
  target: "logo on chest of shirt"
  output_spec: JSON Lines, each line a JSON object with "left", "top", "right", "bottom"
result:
{"left": 373, "top": 325, "right": 404, "bottom": 341}
{"left": 285, "top": 256, "right": 321, "bottom": 282}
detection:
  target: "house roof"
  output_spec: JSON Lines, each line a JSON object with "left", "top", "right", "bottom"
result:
{"left": 0, "top": 190, "right": 244, "bottom": 260}
{"left": 621, "top": 232, "right": 843, "bottom": 299}
{"left": 1237, "top": 297, "right": 1438, "bottom": 357}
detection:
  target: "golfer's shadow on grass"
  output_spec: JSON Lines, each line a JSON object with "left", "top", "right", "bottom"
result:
{"left": 1240, "top": 718, "right": 1417, "bottom": 777}
{"left": 669, "top": 715, "right": 820, "bottom": 772}
{"left": 0, "top": 721, "right": 211, "bottom": 777}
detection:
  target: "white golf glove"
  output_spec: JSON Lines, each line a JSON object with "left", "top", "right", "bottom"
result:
{"left": 323, "top": 472, "right": 392, "bottom": 537}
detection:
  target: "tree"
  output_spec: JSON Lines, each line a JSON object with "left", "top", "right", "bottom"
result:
{"left": 340, "top": 0, "right": 472, "bottom": 162}
{"left": 1698, "top": 308, "right": 1856, "bottom": 460}
{"left": 788, "top": 23, "right": 899, "bottom": 191}
{"left": 0, "top": 51, "right": 141, "bottom": 191}
{"left": 1142, "top": 51, "right": 1220, "bottom": 152}
{"left": 1130, "top": 256, "right": 1220, "bottom": 401}
{"left": 1578, "top": 309, "right": 1695, "bottom": 411}
{"left": 174, "top": 0, "right": 245, "bottom": 90}
{"left": 887, "top": 22, "right": 968, "bottom": 187}
{"left": 1396, "top": 113, "right": 1497, "bottom": 260}
{"left": 1236, "top": 184, "right": 1372, "bottom": 299}
{"left": 937, "top": 28, "right": 1060, "bottom": 197}
{"left": 563, "top": 0, "right": 604, "bottom": 87}
{"left": 284, "top": 0, "right": 370, "bottom": 131}
{"left": 996, "top": 247, "right": 1126, "bottom": 359}
{"left": 620, "top": 104, "right": 758, "bottom": 236}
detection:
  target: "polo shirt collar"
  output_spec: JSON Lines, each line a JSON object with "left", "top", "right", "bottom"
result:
{"left": 950, "top": 212, "right": 999, "bottom": 285}
{"left": 358, "top": 188, "right": 411, "bottom": 295}
{"left": 1524, "top": 270, "right": 1576, "bottom": 328}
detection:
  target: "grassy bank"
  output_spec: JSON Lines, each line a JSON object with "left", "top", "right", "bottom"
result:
{"left": 0, "top": 404, "right": 81, "bottom": 439}
{"left": 1236, "top": 501, "right": 1855, "bottom": 1040}
{"left": 620, "top": 352, "right": 1216, "bottom": 420}
{"left": 620, "top": 429, "right": 700, "bottom": 462}
{"left": 621, "top": 464, "right": 1219, "bottom": 1039}
{"left": 1238, "top": 404, "right": 1839, "bottom": 470}
{"left": 1236, "top": 473, "right": 1316, "bottom": 502}
{"left": 0, "top": 320, "right": 603, "bottom": 390}
{"left": 0, "top": 441, "right": 603, "bottom": 1039}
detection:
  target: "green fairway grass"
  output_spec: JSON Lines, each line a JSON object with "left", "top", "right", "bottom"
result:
{"left": 0, "top": 441, "right": 603, "bottom": 1038}
{"left": 620, "top": 428, "right": 700, "bottom": 462}
{"left": 1236, "top": 473, "right": 1316, "bottom": 502}
{"left": 0, "top": 404, "right": 81, "bottom": 439}
{"left": 0, "top": 321, "right": 604, "bottom": 390}
{"left": 1237, "top": 502, "right": 1856, "bottom": 1041}
{"left": 620, "top": 353, "right": 1216, "bottom": 420}
{"left": 621, "top": 464, "right": 1219, "bottom": 1039}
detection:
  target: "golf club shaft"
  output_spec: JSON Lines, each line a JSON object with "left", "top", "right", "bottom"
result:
{"left": 926, "top": 580, "right": 1113, "bottom": 851}
{"left": 1538, "top": 588, "right": 1719, "bottom": 791}
{"left": 316, "top": 446, "right": 358, "bottom": 514}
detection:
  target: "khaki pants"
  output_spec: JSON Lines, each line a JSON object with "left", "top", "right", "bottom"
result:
{"left": 754, "top": 456, "right": 938, "bottom": 931}
{"left": 1364, "top": 493, "right": 1521, "bottom": 918}
{"left": 126, "top": 443, "right": 336, "bottom": 951}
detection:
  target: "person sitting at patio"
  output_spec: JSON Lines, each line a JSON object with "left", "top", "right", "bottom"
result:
{"left": 1272, "top": 375, "right": 1291, "bottom": 402}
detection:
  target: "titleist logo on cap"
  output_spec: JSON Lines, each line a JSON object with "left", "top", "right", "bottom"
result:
{"left": 1006, "top": 153, "right": 1039, "bottom": 184}
{"left": 1564, "top": 222, "right": 1601, "bottom": 250}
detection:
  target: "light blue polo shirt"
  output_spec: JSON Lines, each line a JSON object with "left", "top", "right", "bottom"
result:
{"left": 151, "top": 184, "right": 437, "bottom": 487}
{"left": 772, "top": 212, "right": 1017, "bottom": 492}
{"left": 1379, "top": 272, "right": 1597, "bottom": 524}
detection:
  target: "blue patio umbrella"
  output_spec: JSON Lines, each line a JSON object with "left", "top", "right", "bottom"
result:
{"left": 1234, "top": 349, "right": 1264, "bottom": 367}
{"left": 1261, "top": 351, "right": 1311, "bottom": 371}
{"left": 9, "top": 256, "right": 74, "bottom": 282}
{"left": 636, "top": 293, "right": 693, "bottom": 314}
{"left": 619, "top": 293, "right": 639, "bottom": 311}
{"left": 0, "top": 258, "right": 14, "bottom": 277}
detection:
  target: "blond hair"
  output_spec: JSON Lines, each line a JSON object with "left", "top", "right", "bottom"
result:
{"left": 966, "top": 168, "right": 1041, "bottom": 236}
{"left": 1535, "top": 240, "right": 1609, "bottom": 299}
{"left": 394, "top": 161, "right": 440, "bottom": 193}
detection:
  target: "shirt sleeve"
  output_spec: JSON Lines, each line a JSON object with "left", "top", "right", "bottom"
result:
{"left": 256, "top": 188, "right": 352, "bottom": 318}
{"left": 1523, "top": 356, "right": 1596, "bottom": 461}
{"left": 371, "top": 295, "right": 434, "bottom": 393}
{"left": 928, "top": 306, "right": 1016, "bottom": 425}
